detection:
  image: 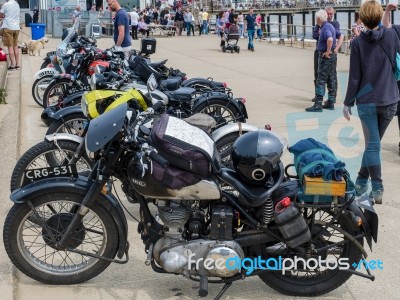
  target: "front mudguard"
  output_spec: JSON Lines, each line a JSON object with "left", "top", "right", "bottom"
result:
{"left": 10, "top": 177, "right": 128, "bottom": 259}
{"left": 45, "top": 132, "right": 83, "bottom": 144}
{"left": 33, "top": 67, "right": 58, "bottom": 80}
{"left": 211, "top": 122, "right": 259, "bottom": 143}
{"left": 49, "top": 105, "right": 84, "bottom": 121}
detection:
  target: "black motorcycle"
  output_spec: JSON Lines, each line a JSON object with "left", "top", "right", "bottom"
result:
{"left": 3, "top": 102, "right": 378, "bottom": 298}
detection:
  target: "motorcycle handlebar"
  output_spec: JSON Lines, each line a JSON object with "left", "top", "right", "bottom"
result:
{"left": 149, "top": 151, "right": 169, "bottom": 168}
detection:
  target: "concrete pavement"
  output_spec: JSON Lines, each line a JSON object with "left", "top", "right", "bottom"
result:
{"left": 0, "top": 33, "right": 399, "bottom": 300}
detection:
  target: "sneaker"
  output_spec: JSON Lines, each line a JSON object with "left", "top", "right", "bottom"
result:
{"left": 369, "top": 189, "right": 383, "bottom": 204}
{"left": 305, "top": 103, "right": 323, "bottom": 112}
{"left": 355, "top": 177, "right": 369, "bottom": 196}
{"left": 322, "top": 101, "right": 335, "bottom": 110}
{"left": 7, "top": 66, "right": 16, "bottom": 71}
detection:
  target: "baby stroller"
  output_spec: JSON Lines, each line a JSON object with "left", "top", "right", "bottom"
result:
{"left": 222, "top": 24, "right": 240, "bottom": 53}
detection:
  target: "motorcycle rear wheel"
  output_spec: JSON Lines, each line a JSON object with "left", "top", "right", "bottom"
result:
{"left": 32, "top": 76, "right": 52, "bottom": 107}
{"left": 194, "top": 98, "right": 245, "bottom": 129}
{"left": 3, "top": 193, "right": 119, "bottom": 284}
{"left": 10, "top": 140, "right": 93, "bottom": 192}
{"left": 46, "top": 112, "right": 88, "bottom": 136}
{"left": 259, "top": 210, "right": 363, "bottom": 296}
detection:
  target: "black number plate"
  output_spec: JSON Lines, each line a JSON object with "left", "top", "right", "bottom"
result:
{"left": 22, "top": 165, "right": 78, "bottom": 187}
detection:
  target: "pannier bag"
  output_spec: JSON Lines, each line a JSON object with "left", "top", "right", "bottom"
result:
{"left": 151, "top": 114, "right": 218, "bottom": 178}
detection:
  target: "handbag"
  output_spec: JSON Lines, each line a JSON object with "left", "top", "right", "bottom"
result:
{"left": 377, "top": 26, "right": 400, "bottom": 81}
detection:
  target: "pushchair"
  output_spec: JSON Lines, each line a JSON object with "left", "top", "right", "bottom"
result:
{"left": 222, "top": 24, "right": 240, "bottom": 53}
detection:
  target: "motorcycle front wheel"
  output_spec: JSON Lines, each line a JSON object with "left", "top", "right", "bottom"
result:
{"left": 32, "top": 76, "right": 53, "bottom": 107}
{"left": 46, "top": 112, "right": 88, "bottom": 136}
{"left": 258, "top": 210, "right": 363, "bottom": 296}
{"left": 194, "top": 98, "right": 246, "bottom": 129}
{"left": 10, "top": 140, "right": 93, "bottom": 192}
{"left": 3, "top": 193, "right": 119, "bottom": 284}
{"left": 42, "top": 78, "right": 70, "bottom": 109}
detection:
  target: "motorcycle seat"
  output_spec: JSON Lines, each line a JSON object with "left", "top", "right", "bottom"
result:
{"left": 169, "top": 87, "right": 196, "bottom": 101}
{"left": 148, "top": 59, "right": 167, "bottom": 68}
{"left": 159, "top": 77, "right": 182, "bottom": 91}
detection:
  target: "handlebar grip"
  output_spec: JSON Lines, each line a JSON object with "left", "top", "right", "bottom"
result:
{"left": 149, "top": 151, "right": 169, "bottom": 168}
{"left": 152, "top": 100, "right": 163, "bottom": 112}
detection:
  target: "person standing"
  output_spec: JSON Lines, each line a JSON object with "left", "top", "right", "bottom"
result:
{"left": 217, "top": 11, "right": 225, "bottom": 48}
{"left": 72, "top": 6, "right": 81, "bottom": 23}
{"left": 306, "top": 9, "right": 336, "bottom": 112}
{"left": 129, "top": 7, "right": 139, "bottom": 40}
{"left": 201, "top": 8, "right": 209, "bottom": 34}
{"left": 343, "top": 0, "right": 398, "bottom": 204}
{"left": 183, "top": 8, "right": 193, "bottom": 36}
{"left": 311, "top": 6, "right": 343, "bottom": 109}
{"left": 237, "top": 11, "right": 244, "bottom": 38}
{"left": 350, "top": 11, "right": 365, "bottom": 47}
{"left": 33, "top": 6, "right": 39, "bottom": 23}
{"left": 108, "top": 0, "right": 131, "bottom": 58}
{"left": 245, "top": 8, "right": 256, "bottom": 52}
{"left": 196, "top": 10, "right": 202, "bottom": 35}
{"left": 174, "top": 7, "right": 184, "bottom": 36}
{"left": 0, "top": 0, "right": 20, "bottom": 71}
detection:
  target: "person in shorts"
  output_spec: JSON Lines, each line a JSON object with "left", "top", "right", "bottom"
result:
{"left": 0, "top": 0, "right": 21, "bottom": 70}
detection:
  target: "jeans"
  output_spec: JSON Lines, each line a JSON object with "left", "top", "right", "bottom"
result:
{"left": 357, "top": 103, "right": 398, "bottom": 188}
{"left": 202, "top": 20, "right": 208, "bottom": 34}
{"left": 315, "top": 53, "right": 337, "bottom": 104}
{"left": 186, "top": 22, "right": 192, "bottom": 35}
{"left": 247, "top": 29, "right": 255, "bottom": 49}
{"left": 238, "top": 23, "right": 244, "bottom": 37}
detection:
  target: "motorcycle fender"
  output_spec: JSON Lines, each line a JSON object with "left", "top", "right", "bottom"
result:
{"left": 182, "top": 77, "right": 224, "bottom": 88}
{"left": 45, "top": 133, "right": 83, "bottom": 144}
{"left": 348, "top": 200, "right": 378, "bottom": 251}
{"left": 33, "top": 68, "right": 58, "bottom": 80}
{"left": 211, "top": 122, "right": 259, "bottom": 142}
{"left": 53, "top": 74, "right": 73, "bottom": 80}
{"left": 10, "top": 177, "right": 128, "bottom": 258}
{"left": 51, "top": 105, "right": 84, "bottom": 121}
{"left": 63, "top": 91, "right": 85, "bottom": 106}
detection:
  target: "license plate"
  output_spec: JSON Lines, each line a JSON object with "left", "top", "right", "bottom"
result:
{"left": 46, "top": 51, "right": 56, "bottom": 58}
{"left": 22, "top": 165, "right": 78, "bottom": 187}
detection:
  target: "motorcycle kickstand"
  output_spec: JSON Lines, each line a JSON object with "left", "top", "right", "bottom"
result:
{"left": 214, "top": 282, "right": 232, "bottom": 300}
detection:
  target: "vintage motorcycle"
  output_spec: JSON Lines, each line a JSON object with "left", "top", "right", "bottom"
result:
{"left": 3, "top": 86, "right": 378, "bottom": 298}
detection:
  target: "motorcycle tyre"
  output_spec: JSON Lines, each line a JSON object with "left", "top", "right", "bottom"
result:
{"left": 3, "top": 193, "right": 119, "bottom": 284}
{"left": 10, "top": 140, "right": 93, "bottom": 192}
{"left": 46, "top": 112, "right": 88, "bottom": 136}
{"left": 42, "top": 78, "right": 70, "bottom": 109}
{"left": 258, "top": 214, "right": 363, "bottom": 297}
{"left": 193, "top": 98, "right": 246, "bottom": 128}
{"left": 32, "top": 76, "right": 52, "bottom": 107}
{"left": 215, "top": 131, "right": 248, "bottom": 169}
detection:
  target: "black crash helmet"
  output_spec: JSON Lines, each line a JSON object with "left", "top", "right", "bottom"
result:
{"left": 231, "top": 130, "right": 287, "bottom": 186}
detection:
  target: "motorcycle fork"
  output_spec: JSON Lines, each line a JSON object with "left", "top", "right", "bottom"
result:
{"left": 57, "top": 146, "right": 123, "bottom": 249}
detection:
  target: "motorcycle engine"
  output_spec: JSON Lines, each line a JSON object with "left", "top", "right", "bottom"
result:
{"left": 153, "top": 202, "right": 244, "bottom": 278}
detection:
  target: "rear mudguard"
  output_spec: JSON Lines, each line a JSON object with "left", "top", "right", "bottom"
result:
{"left": 182, "top": 77, "right": 224, "bottom": 88}
{"left": 41, "top": 107, "right": 57, "bottom": 127}
{"left": 61, "top": 91, "right": 85, "bottom": 106}
{"left": 45, "top": 132, "right": 83, "bottom": 144}
{"left": 348, "top": 198, "right": 378, "bottom": 251}
{"left": 33, "top": 67, "right": 58, "bottom": 80}
{"left": 41, "top": 104, "right": 83, "bottom": 126}
{"left": 192, "top": 92, "right": 246, "bottom": 121}
{"left": 10, "top": 176, "right": 128, "bottom": 259}
{"left": 211, "top": 122, "right": 259, "bottom": 143}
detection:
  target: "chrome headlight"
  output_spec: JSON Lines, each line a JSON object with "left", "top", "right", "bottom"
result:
{"left": 81, "top": 92, "right": 88, "bottom": 117}
{"left": 89, "top": 74, "right": 97, "bottom": 91}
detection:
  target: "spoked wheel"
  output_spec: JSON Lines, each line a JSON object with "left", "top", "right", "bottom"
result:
{"left": 10, "top": 140, "right": 93, "bottom": 191}
{"left": 194, "top": 98, "right": 245, "bottom": 129}
{"left": 43, "top": 79, "right": 69, "bottom": 109}
{"left": 32, "top": 76, "right": 52, "bottom": 107}
{"left": 46, "top": 112, "right": 88, "bottom": 136}
{"left": 3, "top": 193, "right": 119, "bottom": 284}
{"left": 215, "top": 131, "right": 250, "bottom": 169}
{"left": 259, "top": 209, "right": 363, "bottom": 296}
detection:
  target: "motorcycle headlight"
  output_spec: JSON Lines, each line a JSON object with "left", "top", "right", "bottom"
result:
{"left": 81, "top": 92, "right": 88, "bottom": 117}
{"left": 90, "top": 74, "right": 97, "bottom": 91}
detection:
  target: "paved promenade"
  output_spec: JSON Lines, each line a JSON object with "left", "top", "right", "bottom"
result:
{"left": 0, "top": 34, "right": 399, "bottom": 300}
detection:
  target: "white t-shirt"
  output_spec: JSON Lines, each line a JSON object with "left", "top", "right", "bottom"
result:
{"left": 0, "top": 0, "right": 20, "bottom": 30}
{"left": 129, "top": 11, "right": 139, "bottom": 26}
